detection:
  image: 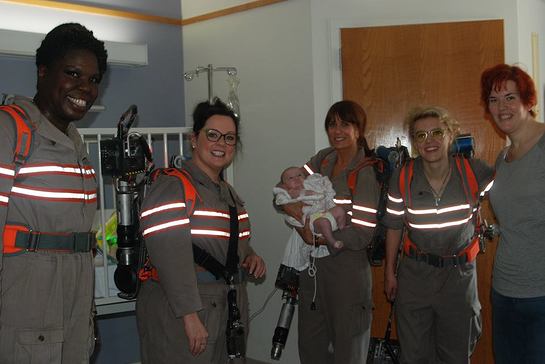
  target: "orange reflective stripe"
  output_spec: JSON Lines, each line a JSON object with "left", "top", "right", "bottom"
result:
{"left": 2, "top": 224, "right": 30, "bottom": 254}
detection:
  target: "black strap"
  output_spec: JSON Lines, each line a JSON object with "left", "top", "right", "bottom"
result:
{"left": 14, "top": 231, "right": 96, "bottom": 252}
{"left": 404, "top": 247, "right": 469, "bottom": 268}
{"left": 225, "top": 189, "right": 240, "bottom": 281}
{"left": 192, "top": 244, "right": 228, "bottom": 280}
{"left": 191, "top": 187, "right": 240, "bottom": 284}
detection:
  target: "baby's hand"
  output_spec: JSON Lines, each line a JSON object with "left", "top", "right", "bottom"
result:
{"left": 333, "top": 241, "right": 343, "bottom": 249}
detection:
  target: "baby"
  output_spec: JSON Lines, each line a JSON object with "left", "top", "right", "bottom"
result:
{"left": 274, "top": 166, "right": 347, "bottom": 250}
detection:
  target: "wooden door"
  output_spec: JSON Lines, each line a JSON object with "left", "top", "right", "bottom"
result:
{"left": 341, "top": 20, "right": 504, "bottom": 364}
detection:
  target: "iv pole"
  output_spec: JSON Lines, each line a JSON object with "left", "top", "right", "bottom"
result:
{"left": 184, "top": 64, "right": 238, "bottom": 104}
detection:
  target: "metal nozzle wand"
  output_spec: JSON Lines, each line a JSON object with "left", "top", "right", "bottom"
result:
{"left": 271, "top": 293, "right": 297, "bottom": 360}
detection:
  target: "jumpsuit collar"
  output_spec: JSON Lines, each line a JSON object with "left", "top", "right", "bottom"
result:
{"left": 182, "top": 160, "right": 241, "bottom": 207}
{"left": 322, "top": 147, "right": 367, "bottom": 176}
{"left": 14, "top": 95, "right": 86, "bottom": 155}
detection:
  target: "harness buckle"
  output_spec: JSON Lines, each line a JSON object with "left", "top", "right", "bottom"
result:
{"left": 26, "top": 230, "right": 40, "bottom": 252}
{"left": 426, "top": 254, "right": 443, "bottom": 268}
{"left": 456, "top": 253, "right": 468, "bottom": 266}
{"left": 73, "top": 233, "right": 95, "bottom": 252}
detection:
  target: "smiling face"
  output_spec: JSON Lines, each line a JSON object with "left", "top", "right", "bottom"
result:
{"left": 35, "top": 48, "right": 101, "bottom": 132}
{"left": 191, "top": 114, "right": 237, "bottom": 181}
{"left": 326, "top": 116, "right": 360, "bottom": 151}
{"left": 487, "top": 80, "right": 532, "bottom": 136}
{"left": 413, "top": 116, "right": 452, "bottom": 164}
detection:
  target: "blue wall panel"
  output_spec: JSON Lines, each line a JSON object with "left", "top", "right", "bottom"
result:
{"left": 0, "top": 0, "right": 185, "bottom": 129}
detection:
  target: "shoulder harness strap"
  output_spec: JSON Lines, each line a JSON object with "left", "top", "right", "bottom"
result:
{"left": 398, "top": 158, "right": 478, "bottom": 207}
{"left": 148, "top": 167, "right": 231, "bottom": 281}
{"left": 399, "top": 159, "right": 414, "bottom": 207}
{"left": 347, "top": 157, "right": 384, "bottom": 196}
{"left": 0, "top": 104, "right": 34, "bottom": 167}
{"left": 156, "top": 167, "right": 200, "bottom": 216}
{"left": 454, "top": 156, "right": 479, "bottom": 204}
{"left": 312, "top": 148, "right": 336, "bottom": 175}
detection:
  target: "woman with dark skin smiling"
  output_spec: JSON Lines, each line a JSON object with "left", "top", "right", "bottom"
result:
{"left": 0, "top": 23, "right": 107, "bottom": 363}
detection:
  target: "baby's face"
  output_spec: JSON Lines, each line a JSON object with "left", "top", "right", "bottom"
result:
{"left": 282, "top": 168, "right": 305, "bottom": 197}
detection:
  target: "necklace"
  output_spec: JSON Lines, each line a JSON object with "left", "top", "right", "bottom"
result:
{"left": 425, "top": 166, "right": 451, "bottom": 207}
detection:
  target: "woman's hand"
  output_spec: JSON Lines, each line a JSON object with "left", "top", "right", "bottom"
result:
{"left": 384, "top": 268, "right": 398, "bottom": 302}
{"left": 384, "top": 228, "right": 403, "bottom": 302}
{"left": 281, "top": 201, "right": 304, "bottom": 223}
{"left": 183, "top": 312, "right": 209, "bottom": 356}
{"left": 242, "top": 254, "right": 266, "bottom": 278}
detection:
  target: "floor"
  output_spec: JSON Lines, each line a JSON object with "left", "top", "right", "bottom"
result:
{"left": 247, "top": 359, "right": 271, "bottom": 364}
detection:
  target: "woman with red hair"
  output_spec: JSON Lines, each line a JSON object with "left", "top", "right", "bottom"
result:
{"left": 480, "top": 64, "right": 545, "bottom": 363}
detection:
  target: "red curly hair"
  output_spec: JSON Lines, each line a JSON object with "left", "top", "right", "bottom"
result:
{"left": 480, "top": 64, "right": 537, "bottom": 118}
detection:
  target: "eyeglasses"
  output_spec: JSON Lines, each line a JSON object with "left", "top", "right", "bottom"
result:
{"left": 204, "top": 128, "right": 237, "bottom": 146}
{"left": 413, "top": 128, "right": 447, "bottom": 144}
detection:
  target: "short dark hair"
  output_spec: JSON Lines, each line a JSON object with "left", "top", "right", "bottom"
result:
{"left": 192, "top": 98, "right": 240, "bottom": 143}
{"left": 36, "top": 23, "right": 108, "bottom": 77}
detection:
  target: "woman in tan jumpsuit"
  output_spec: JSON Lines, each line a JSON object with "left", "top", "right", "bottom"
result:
{"left": 0, "top": 23, "right": 108, "bottom": 363}
{"left": 383, "top": 106, "right": 494, "bottom": 363}
{"left": 283, "top": 100, "right": 380, "bottom": 364}
{"left": 137, "top": 99, "right": 266, "bottom": 364}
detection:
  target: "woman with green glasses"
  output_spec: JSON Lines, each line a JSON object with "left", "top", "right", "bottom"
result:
{"left": 382, "top": 106, "right": 493, "bottom": 363}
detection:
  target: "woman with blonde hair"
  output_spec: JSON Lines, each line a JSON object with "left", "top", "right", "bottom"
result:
{"left": 383, "top": 106, "right": 493, "bottom": 363}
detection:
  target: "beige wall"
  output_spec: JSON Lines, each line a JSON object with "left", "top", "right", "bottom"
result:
{"left": 183, "top": 1, "right": 314, "bottom": 363}
{"left": 182, "top": 1, "right": 545, "bottom": 363}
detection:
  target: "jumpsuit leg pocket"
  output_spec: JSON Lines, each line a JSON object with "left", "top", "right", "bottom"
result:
{"left": 16, "top": 328, "right": 64, "bottom": 364}
{"left": 197, "top": 293, "right": 227, "bottom": 345}
{"left": 348, "top": 303, "right": 372, "bottom": 337}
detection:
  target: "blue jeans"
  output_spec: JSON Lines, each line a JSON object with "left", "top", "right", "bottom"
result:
{"left": 492, "top": 289, "right": 545, "bottom": 364}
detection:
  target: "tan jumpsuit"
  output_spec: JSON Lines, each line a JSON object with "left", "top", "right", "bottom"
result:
{"left": 298, "top": 147, "right": 380, "bottom": 364}
{"left": 136, "top": 160, "right": 256, "bottom": 364}
{"left": 383, "top": 156, "right": 493, "bottom": 364}
{"left": 0, "top": 96, "right": 97, "bottom": 363}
